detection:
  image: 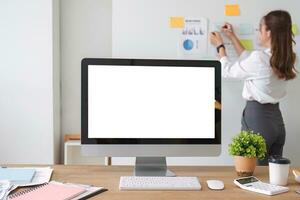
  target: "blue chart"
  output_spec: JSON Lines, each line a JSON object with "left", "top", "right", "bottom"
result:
{"left": 183, "top": 39, "right": 194, "bottom": 50}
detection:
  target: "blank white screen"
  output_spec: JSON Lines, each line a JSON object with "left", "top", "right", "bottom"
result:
{"left": 88, "top": 65, "right": 215, "bottom": 138}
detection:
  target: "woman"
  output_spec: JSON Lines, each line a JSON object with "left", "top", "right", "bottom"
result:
{"left": 210, "top": 10, "right": 297, "bottom": 165}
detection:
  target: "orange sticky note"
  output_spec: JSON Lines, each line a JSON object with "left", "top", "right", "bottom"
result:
{"left": 170, "top": 17, "right": 184, "bottom": 28}
{"left": 225, "top": 4, "right": 240, "bottom": 16}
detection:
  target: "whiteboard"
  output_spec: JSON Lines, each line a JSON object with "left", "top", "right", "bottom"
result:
{"left": 112, "top": 0, "right": 300, "bottom": 166}
{"left": 112, "top": 0, "right": 300, "bottom": 60}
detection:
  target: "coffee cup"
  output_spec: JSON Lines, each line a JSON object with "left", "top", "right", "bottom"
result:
{"left": 269, "top": 156, "right": 290, "bottom": 186}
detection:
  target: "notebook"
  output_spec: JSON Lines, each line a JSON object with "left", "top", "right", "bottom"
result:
{"left": 8, "top": 181, "right": 86, "bottom": 200}
{"left": 65, "top": 184, "right": 107, "bottom": 200}
{"left": 0, "top": 168, "right": 36, "bottom": 185}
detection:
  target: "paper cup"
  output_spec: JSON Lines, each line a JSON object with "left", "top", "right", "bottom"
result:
{"left": 269, "top": 156, "right": 290, "bottom": 186}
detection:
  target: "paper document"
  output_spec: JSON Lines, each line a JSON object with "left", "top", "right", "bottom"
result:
{"left": 178, "top": 17, "right": 208, "bottom": 58}
{"left": 0, "top": 181, "right": 18, "bottom": 200}
{"left": 0, "top": 168, "right": 35, "bottom": 185}
{"left": 17, "top": 167, "right": 53, "bottom": 187}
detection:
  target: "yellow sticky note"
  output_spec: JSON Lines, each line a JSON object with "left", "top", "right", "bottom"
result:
{"left": 225, "top": 4, "right": 240, "bottom": 16}
{"left": 170, "top": 17, "right": 184, "bottom": 28}
{"left": 240, "top": 39, "right": 253, "bottom": 50}
{"left": 292, "top": 24, "right": 298, "bottom": 35}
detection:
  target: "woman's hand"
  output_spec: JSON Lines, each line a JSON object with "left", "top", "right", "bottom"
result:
{"left": 210, "top": 32, "right": 224, "bottom": 47}
{"left": 221, "top": 22, "right": 236, "bottom": 40}
{"left": 220, "top": 22, "right": 245, "bottom": 56}
{"left": 210, "top": 32, "right": 227, "bottom": 58}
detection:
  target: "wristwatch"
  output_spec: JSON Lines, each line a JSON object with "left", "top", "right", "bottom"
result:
{"left": 216, "top": 44, "right": 225, "bottom": 53}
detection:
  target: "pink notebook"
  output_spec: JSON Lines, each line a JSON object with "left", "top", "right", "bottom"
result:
{"left": 8, "top": 181, "right": 86, "bottom": 200}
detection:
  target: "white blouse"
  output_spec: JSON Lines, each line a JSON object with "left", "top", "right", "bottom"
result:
{"left": 220, "top": 49, "right": 287, "bottom": 104}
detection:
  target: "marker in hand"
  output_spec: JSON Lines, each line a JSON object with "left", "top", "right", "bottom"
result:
{"left": 222, "top": 24, "right": 232, "bottom": 32}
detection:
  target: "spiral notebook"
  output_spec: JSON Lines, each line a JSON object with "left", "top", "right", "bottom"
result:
{"left": 8, "top": 181, "right": 87, "bottom": 200}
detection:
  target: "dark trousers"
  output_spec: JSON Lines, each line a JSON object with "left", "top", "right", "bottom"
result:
{"left": 241, "top": 101, "right": 286, "bottom": 166}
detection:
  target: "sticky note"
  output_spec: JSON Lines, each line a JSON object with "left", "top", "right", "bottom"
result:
{"left": 292, "top": 24, "right": 298, "bottom": 35}
{"left": 225, "top": 4, "right": 240, "bottom": 16}
{"left": 170, "top": 17, "right": 185, "bottom": 28}
{"left": 237, "top": 24, "right": 254, "bottom": 35}
{"left": 240, "top": 39, "right": 253, "bottom": 50}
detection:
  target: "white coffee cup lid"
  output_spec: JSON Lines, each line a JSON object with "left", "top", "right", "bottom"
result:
{"left": 268, "top": 156, "right": 290, "bottom": 164}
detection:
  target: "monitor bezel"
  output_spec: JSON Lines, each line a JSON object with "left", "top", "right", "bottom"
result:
{"left": 81, "top": 58, "right": 221, "bottom": 145}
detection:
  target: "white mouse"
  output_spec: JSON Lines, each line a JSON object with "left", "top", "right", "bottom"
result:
{"left": 206, "top": 180, "right": 224, "bottom": 190}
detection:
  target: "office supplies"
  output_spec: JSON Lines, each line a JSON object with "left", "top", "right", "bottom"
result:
{"left": 7, "top": 165, "right": 297, "bottom": 199}
{"left": 225, "top": 4, "right": 240, "bottom": 16}
{"left": 234, "top": 176, "right": 289, "bottom": 195}
{"left": 222, "top": 24, "right": 232, "bottom": 32}
{"left": 8, "top": 181, "right": 86, "bottom": 200}
{"left": 240, "top": 39, "right": 253, "bottom": 51}
{"left": 1, "top": 184, "right": 17, "bottom": 200}
{"left": 119, "top": 176, "right": 201, "bottom": 191}
{"left": 296, "top": 189, "right": 300, "bottom": 194}
{"left": 292, "top": 24, "right": 298, "bottom": 35}
{"left": 178, "top": 17, "right": 209, "bottom": 56}
{"left": 17, "top": 167, "right": 53, "bottom": 187}
{"left": 0, "top": 180, "right": 10, "bottom": 199}
{"left": 0, "top": 168, "right": 35, "bottom": 185}
{"left": 65, "top": 183, "right": 107, "bottom": 200}
{"left": 169, "top": 17, "right": 184, "bottom": 28}
{"left": 206, "top": 180, "right": 224, "bottom": 190}
{"left": 293, "top": 169, "right": 300, "bottom": 183}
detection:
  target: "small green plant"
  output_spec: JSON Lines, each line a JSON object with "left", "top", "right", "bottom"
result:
{"left": 229, "top": 130, "right": 267, "bottom": 160}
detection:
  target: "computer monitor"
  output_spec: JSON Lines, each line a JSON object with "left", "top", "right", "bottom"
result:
{"left": 81, "top": 58, "right": 221, "bottom": 176}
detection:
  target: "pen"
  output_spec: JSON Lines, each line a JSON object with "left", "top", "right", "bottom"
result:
{"left": 222, "top": 25, "right": 232, "bottom": 32}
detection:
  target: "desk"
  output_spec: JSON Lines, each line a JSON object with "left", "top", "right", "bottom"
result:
{"left": 44, "top": 165, "right": 299, "bottom": 200}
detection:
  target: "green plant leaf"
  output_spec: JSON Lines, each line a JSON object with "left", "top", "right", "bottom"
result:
{"left": 228, "top": 130, "right": 267, "bottom": 160}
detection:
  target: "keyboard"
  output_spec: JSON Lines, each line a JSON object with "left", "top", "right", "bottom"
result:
{"left": 119, "top": 176, "right": 201, "bottom": 191}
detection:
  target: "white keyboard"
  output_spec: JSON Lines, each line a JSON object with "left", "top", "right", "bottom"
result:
{"left": 119, "top": 176, "right": 201, "bottom": 191}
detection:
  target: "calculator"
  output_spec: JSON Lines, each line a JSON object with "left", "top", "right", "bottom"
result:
{"left": 234, "top": 176, "right": 289, "bottom": 195}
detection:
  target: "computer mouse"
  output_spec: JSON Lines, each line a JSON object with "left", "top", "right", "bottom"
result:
{"left": 206, "top": 180, "right": 224, "bottom": 190}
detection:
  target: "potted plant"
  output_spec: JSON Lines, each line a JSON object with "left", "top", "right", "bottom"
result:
{"left": 229, "top": 130, "right": 267, "bottom": 176}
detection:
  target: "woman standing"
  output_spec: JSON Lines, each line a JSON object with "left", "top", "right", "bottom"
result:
{"left": 210, "top": 10, "right": 297, "bottom": 165}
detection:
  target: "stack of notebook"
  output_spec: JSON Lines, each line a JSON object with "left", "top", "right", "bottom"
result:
{"left": 7, "top": 181, "right": 106, "bottom": 200}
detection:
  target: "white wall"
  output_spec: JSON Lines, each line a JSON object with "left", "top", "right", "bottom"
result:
{"left": 59, "top": 0, "right": 300, "bottom": 166}
{"left": 60, "top": 0, "right": 112, "bottom": 161}
{"left": 112, "top": 0, "right": 300, "bottom": 166}
{"left": 0, "top": 0, "right": 60, "bottom": 164}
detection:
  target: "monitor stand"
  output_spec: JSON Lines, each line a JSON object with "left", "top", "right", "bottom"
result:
{"left": 134, "top": 157, "right": 176, "bottom": 177}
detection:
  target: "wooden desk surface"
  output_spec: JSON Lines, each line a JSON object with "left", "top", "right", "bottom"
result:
{"left": 45, "top": 165, "right": 300, "bottom": 200}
